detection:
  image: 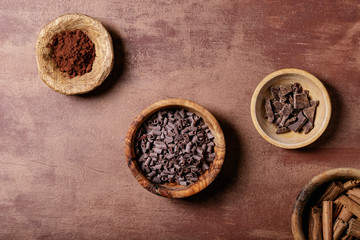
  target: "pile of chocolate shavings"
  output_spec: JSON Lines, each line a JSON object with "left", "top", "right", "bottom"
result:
{"left": 265, "top": 82, "right": 319, "bottom": 134}
{"left": 134, "top": 109, "right": 216, "bottom": 186}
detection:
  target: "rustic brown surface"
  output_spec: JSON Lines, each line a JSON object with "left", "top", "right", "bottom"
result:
{"left": 1, "top": 0, "right": 360, "bottom": 239}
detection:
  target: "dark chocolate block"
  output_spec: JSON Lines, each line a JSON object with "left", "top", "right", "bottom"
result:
{"left": 302, "top": 121, "right": 314, "bottom": 134}
{"left": 294, "top": 93, "right": 310, "bottom": 109}
{"left": 280, "top": 104, "right": 293, "bottom": 126}
{"left": 284, "top": 116, "right": 297, "bottom": 127}
{"left": 273, "top": 101, "right": 283, "bottom": 112}
{"left": 279, "top": 84, "right": 293, "bottom": 96}
{"left": 276, "top": 126, "right": 291, "bottom": 134}
{"left": 288, "top": 112, "right": 307, "bottom": 132}
{"left": 303, "top": 105, "right": 316, "bottom": 123}
{"left": 265, "top": 99, "right": 274, "bottom": 122}
{"left": 270, "top": 86, "right": 280, "bottom": 101}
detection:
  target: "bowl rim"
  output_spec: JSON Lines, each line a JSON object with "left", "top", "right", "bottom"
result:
{"left": 124, "top": 98, "right": 226, "bottom": 198}
{"left": 35, "top": 13, "right": 114, "bottom": 95}
{"left": 250, "top": 68, "right": 332, "bottom": 149}
{"left": 291, "top": 168, "right": 360, "bottom": 240}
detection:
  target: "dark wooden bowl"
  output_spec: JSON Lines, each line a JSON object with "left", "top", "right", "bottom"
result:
{"left": 125, "top": 99, "right": 226, "bottom": 198}
{"left": 291, "top": 168, "right": 360, "bottom": 240}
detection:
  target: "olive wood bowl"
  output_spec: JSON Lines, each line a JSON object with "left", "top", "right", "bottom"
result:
{"left": 291, "top": 168, "right": 360, "bottom": 240}
{"left": 36, "top": 13, "right": 114, "bottom": 95}
{"left": 125, "top": 99, "right": 226, "bottom": 198}
{"left": 251, "top": 68, "right": 331, "bottom": 149}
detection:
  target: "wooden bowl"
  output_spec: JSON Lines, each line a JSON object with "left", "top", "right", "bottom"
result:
{"left": 291, "top": 168, "right": 360, "bottom": 240}
{"left": 125, "top": 99, "right": 226, "bottom": 198}
{"left": 35, "top": 13, "right": 114, "bottom": 95}
{"left": 250, "top": 68, "right": 331, "bottom": 149}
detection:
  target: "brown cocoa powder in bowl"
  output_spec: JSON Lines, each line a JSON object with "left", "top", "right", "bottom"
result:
{"left": 47, "top": 30, "right": 96, "bottom": 78}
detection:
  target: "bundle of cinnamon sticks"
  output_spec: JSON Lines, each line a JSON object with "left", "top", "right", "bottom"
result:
{"left": 309, "top": 180, "right": 360, "bottom": 240}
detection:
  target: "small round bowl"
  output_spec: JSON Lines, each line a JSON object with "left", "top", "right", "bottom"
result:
{"left": 251, "top": 68, "right": 331, "bottom": 149}
{"left": 125, "top": 99, "right": 226, "bottom": 198}
{"left": 291, "top": 168, "right": 360, "bottom": 240}
{"left": 35, "top": 13, "right": 114, "bottom": 95}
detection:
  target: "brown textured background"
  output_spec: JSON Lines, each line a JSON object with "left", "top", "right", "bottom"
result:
{"left": 1, "top": 1, "right": 360, "bottom": 239}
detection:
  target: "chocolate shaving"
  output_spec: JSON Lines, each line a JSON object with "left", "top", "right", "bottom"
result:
{"left": 265, "top": 99, "right": 275, "bottom": 123}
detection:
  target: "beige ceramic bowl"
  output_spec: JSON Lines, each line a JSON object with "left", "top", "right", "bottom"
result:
{"left": 292, "top": 168, "right": 360, "bottom": 240}
{"left": 36, "top": 13, "right": 114, "bottom": 95}
{"left": 251, "top": 68, "right": 331, "bottom": 149}
{"left": 125, "top": 99, "right": 226, "bottom": 198}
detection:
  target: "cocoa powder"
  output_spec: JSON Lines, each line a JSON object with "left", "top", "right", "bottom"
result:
{"left": 47, "top": 30, "right": 96, "bottom": 78}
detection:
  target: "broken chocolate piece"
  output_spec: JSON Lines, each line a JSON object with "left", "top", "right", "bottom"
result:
{"left": 270, "top": 86, "right": 280, "bottom": 101}
{"left": 293, "top": 82, "right": 303, "bottom": 93}
{"left": 303, "top": 105, "right": 317, "bottom": 123}
{"left": 288, "top": 112, "right": 308, "bottom": 132}
{"left": 265, "top": 99, "right": 274, "bottom": 123}
{"left": 280, "top": 95, "right": 288, "bottom": 103}
{"left": 310, "top": 100, "right": 320, "bottom": 107}
{"left": 302, "top": 121, "right": 314, "bottom": 134}
{"left": 294, "top": 93, "right": 310, "bottom": 109}
{"left": 285, "top": 116, "right": 297, "bottom": 127}
{"left": 276, "top": 126, "right": 291, "bottom": 134}
{"left": 280, "top": 104, "right": 293, "bottom": 126}
{"left": 274, "top": 117, "right": 281, "bottom": 126}
{"left": 273, "top": 101, "right": 283, "bottom": 112}
{"left": 279, "top": 84, "right": 293, "bottom": 96}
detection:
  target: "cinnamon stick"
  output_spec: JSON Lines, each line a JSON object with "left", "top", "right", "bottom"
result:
{"left": 344, "top": 180, "right": 360, "bottom": 190}
{"left": 336, "top": 196, "right": 360, "bottom": 218}
{"left": 309, "top": 206, "right": 323, "bottom": 240}
{"left": 318, "top": 182, "right": 346, "bottom": 205}
{"left": 348, "top": 194, "right": 360, "bottom": 207}
{"left": 347, "top": 188, "right": 360, "bottom": 199}
{"left": 347, "top": 218, "right": 360, "bottom": 238}
{"left": 337, "top": 207, "right": 353, "bottom": 223}
{"left": 323, "top": 201, "right": 333, "bottom": 240}
{"left": 333, "top": 219, "right": 348, "bottom": 240}
{"left": 333, "top": 207, "right": 353, "bottom": 240}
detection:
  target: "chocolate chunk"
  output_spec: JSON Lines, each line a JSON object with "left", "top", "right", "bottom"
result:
{"left": 293, "top": 82, "right": 303, "bottom": 93}
{"left": 280, "top": 104, "right": 293, "bottom": 126}
{"left": 284, "top": 116, "right": 297, "bottom": 127}
{"left": 310, "top": 100, "right": 320, "bottom": 107}
{"left": 270, "top": 86, "right": 280, "bottom": 101}
{"left": 303, "top": 105, "right": 317, "bottom": 123}
{"left": 280, "top": 95, "right": 288, "bottom": 103}
{"left": 273, "top": 101, "right": 283, "bottom": 112}
{"left": 288, "top": 95, "right": 294, "bottom": 106}
{"left": 288, "top": 112, "right": 308, "bottom": 132}
{"left": 276, "top": 126, "right": 291, "bottom": 134}
{"left": 279, "top": 84, "right": 293, "bottom": 96}
{"left": 265, "top": 99, "right": 274, "bottom": 123}
{"left": 302, "top": 121, "right": 314, "bottom": 134}
{"left": 294, "top": 93, "right": 310, "bottom": 109}
{"left": 274, "top": 117, "right": 281, "bottom": 126}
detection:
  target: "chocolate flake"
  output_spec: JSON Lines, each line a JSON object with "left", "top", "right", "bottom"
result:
{"left": 303, "top": 105, "right": 316, "bottom": 123}
{"left": 279, "top": 84, "right": 293, "bottom": 96}
{"left": 276, "top": 126, "right": 291, "bottom": 134}
{"left": 294, "top": 93, "right": 310, "bottom": 109}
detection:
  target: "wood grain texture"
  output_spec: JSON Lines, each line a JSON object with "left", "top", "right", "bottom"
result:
{"left": 251, "top": 68, "right": 331, "bottom": 149}
{"left": 125, "top": 98, "right": 226, "bottom": 198}
{"left": 36, "top": 13, "right": 114, "bottom": 95}
{"left": 1, "top": 0, "right": 360, "bottom": 239}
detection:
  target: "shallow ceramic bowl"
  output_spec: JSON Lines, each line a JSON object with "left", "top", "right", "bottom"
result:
{"left": 36, "top": 13, "right": 114, "bottom": 95}
{"left": 125, "top": 99, "right": 226, "bottom": 198}
{"left": 291, "top": 168, "right": 360, "bottom": 240}
{"left": 251, "top": 68, "right": 331, "bottom": 149}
